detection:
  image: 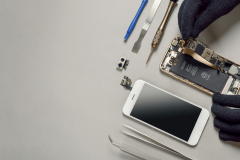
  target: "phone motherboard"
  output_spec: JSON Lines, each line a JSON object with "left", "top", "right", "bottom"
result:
{"left": 160, "top": 37, "right": 240, "bottom": 95}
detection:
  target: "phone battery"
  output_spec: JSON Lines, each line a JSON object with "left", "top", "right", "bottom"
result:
{"left": 170, "top": 54, "right": 229, "bottom": 93}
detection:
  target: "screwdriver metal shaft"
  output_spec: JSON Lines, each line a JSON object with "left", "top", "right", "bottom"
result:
{"left": 146, "top": 0, "right": 177, "bottom": 64}
{"left": 146, "top": 48, "right": 155, "bottom": 64}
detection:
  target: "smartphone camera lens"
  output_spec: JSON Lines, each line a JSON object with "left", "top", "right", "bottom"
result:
{"left": 121, "top": 58, "right": 125, "bottom": 62}
{"left": 118, "top": 63, "right": 122, "bottom": 68}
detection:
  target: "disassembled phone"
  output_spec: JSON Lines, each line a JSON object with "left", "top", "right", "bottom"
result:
{"left": 123, "top": 80, "right": 209, "bottom": 146}
{"left": 160, "top": 37, "right": 240, "bottom": 95}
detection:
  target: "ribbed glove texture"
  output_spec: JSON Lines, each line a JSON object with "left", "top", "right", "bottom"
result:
{"left": 178, "top": 0, "right": 240, "bottom": 40}
{"left": 212, "top": 93, "right": 240, "bottom": 142}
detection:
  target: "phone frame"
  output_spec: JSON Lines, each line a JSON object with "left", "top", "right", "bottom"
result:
{"left": 123, "top": 80, "right": 209, "bottom": 146}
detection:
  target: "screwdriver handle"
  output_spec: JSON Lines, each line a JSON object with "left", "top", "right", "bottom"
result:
{"left": 152, "top": 30, "right": 164, "bottom": 48}
{"left": 151, "top": 0, "right": 177, "bottom": 48}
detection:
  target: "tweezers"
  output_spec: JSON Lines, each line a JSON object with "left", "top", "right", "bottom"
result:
{"left": 108, "top": 135, "right": 161, "bottom": 160}
{"left": 121, "top": 124, "right": 192, "bottom": 160}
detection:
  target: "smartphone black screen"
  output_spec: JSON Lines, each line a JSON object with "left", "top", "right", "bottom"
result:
{"left": 130, "top": 84, "right": 201, "bottom": 141}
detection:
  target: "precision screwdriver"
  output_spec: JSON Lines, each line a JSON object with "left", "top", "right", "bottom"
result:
{"left": 146, "top": 0, "right": 178, "bottom": 64}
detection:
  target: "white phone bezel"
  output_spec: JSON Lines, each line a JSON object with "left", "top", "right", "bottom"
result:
{"left": 122, "top": 80, "right": 209, "bottom": 146}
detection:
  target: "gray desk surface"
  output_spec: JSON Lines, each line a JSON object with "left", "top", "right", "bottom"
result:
{"left": 1, "top": 0, "right": 240, "bottom": 159}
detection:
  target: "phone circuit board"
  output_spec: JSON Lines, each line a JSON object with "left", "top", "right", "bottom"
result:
{"left": 160, "top": 37, "right": 240, "bottom": 95}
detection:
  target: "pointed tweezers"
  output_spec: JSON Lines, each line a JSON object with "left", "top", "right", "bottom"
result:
{"left": 121, "top": 124, "right": 192, "bottom": 160}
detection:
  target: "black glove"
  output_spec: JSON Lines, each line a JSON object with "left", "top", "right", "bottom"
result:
{"left": 212, "top": 93, "right": 240, "bottom": 142}
{"left": 178, "top": 0, "right": 240, "bottom": 41}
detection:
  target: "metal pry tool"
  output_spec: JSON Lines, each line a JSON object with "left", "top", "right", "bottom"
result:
{"left": 146, "top": 0, "right": 178, "bottom": 64}
{"left": 108, "top": 135, "right": 161, "bottom": 160}
{"left": 132, "top": 0, "right": 162, "bottom": 53}
{"left": 121, "top": 124, "right": 192, "bottom": 160}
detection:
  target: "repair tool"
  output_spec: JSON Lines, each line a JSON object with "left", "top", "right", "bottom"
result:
{"left": 132, "top": 0, "right": 162, "bottom": 53}
{"left": 146, "top": 0, "right": 178, "bottom": 64}
{"left": 124, "top": 0, "right": 148, "bottom": 40}
{"left": 121, "top": 124, "right": 192, "bottom": 160}
{"left": 108, "top": 135, "right": 161, "bottom": 160}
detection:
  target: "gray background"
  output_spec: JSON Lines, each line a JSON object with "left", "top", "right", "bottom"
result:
{"left": 0, "top": 0, "right": 240, "bottom": 159}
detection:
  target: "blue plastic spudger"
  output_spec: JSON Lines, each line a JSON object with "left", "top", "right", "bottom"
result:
{"left": 124, "top": 0, "right": 148, "bottom": 40}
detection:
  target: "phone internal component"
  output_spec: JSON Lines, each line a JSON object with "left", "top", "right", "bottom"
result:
{"left": 160, "top": 37, "right": 240, "bottom": 95}
{"left": 229, "top": 65, "right": 240, "bottom": 75}
{"left": 185, "top": 38, "right": 227, "bottom": 71}
{"left": 202, "top": 48, "right": 213, "bottom": 61}
{"left": 227, "top": 79, "right": 240, "bottom": 95}
{"left": 161, "top": 50, "right": 179, "bottom": 71}
{"left": 221, "top": 77, "right": 234, "bottom": 94}
{"left": 194, "top": 43, "right": 205, "bottom": 56}
{"left": 120, "top": 76, "right": 132, "bottom": 90}
{"left": 182, "top": 48, "right": 218, "bottom": 70}
{"left": 223, "top": 62, "right": 233, "bottom": 73}
{"left": 186, "top": 39, "right": 197, "bottom": 50}
{"left": 186, "top": 38, "right": 205, "bottom": 54}
{"left": 169, "top": 54, "right": 229, "bottom": 93}
{"left": 171, "top": 39, "right": 178, "bottom": 46}
{"left": 117, "top": 56, "right": 129, "bottom": 70}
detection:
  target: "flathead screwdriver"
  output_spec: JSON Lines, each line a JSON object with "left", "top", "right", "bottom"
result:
{"left": 146, "top": 0, "right": 178, "bottom": 64}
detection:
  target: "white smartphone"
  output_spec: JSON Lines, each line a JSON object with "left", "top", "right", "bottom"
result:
{"left": 123, "top": 80, "right": 209, "bottom": 146}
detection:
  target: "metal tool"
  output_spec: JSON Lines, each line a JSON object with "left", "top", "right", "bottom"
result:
{"left": 124, "top": 0, "right": 148, "bottom": 40}
{"left": 108, "top": 135, "right": 161, "bottom": 160}
{"left": 132, "top": 0, "right": 162, "bottom": 53}
{"left": 121, "top": 124, "right": 192, "bottom": 160}
{"left": 146, "top": 0, "right": 178, "bottom": 64}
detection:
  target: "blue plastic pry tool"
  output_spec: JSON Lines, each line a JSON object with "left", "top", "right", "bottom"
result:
{"left": 124, "top": 0, "right": 148, "bottom": 40}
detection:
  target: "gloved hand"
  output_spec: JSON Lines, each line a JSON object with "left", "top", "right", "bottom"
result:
{"left": 212, "top": 93, "right": 240, "bottom": 142}
{"left": 178, "top": 0, "right": 240, "bottom": 41}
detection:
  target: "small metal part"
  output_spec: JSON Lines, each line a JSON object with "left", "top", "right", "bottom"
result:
{"left": 230, "top": 79, "right": 240, "bottom": 95}
{"left": 178, "top": 39, "right": 185, "bottom": 48}
{"left": 161, "top": 50, "right": 177, "bottom": 69}
{"left": 221, "top": 76, "right": 234, "bottom": 94}
{"left": 170, "top": 57, "right": 178, "bottom": 65}
{"left": 117, "top": 56, "right": 129, "bottom": 70}
{"left": 120, "top": 76, "right": 132, "bottom": 90}
{"left": 202, "top": 48, "right": 213, "bottom": 61}
{"left": 146, "top": 0, "right": 177, "bottom": 63}
{"left": 132, "top": 0, "right": 162, "bottom": 53}
{"left": 229, "top": 65, "right": 239, "bottom": 75}
{"left": 171, "top": 39, "right": 178, "bottom": 46}
{"left": 169, "top": 51, "right": 178, "bottom": 65}
{"left": 178, "top": 47, "right": 182, "bottom": 52}
{"left": 233, "top": 80, "right": 240, "bottom": 89}
{"left": 186, "top": 39, "right": 197, "bottom": 50}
